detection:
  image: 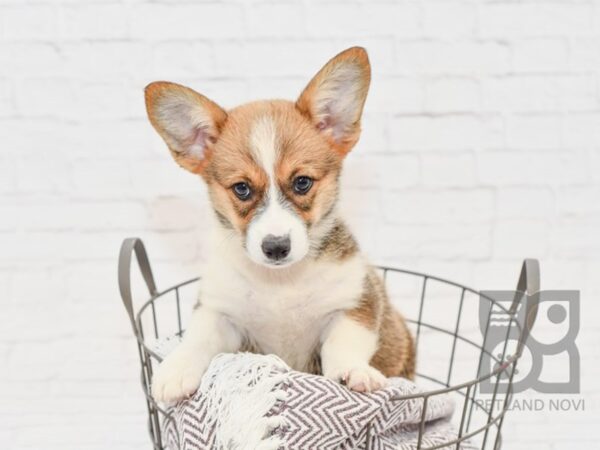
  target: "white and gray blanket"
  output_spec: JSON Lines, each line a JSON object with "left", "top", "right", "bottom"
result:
{"left": 160, "top": 352, "right": 474, "bottom": 450}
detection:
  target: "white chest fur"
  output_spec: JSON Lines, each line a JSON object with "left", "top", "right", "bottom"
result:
{"left": 199, "top": 252, "right": 367, "bottom": 371}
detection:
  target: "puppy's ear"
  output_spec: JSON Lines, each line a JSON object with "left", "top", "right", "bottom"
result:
{"left": 145, "top": 82, "right": 227, "bottom": 174}
{"left": 296, "top": 47, "right": 371, "bottom": 156}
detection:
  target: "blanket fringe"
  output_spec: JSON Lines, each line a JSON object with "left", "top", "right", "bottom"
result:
{"left": 199, "top": 353, "right": 290, "bottom": 450}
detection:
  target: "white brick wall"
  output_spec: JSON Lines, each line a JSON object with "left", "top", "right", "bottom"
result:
{"left": 1, "top": 1, "right": 599, "bottom": 448}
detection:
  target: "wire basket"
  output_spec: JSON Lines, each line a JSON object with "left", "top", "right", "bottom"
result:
{"left": 118, "top": 237, "right": 539, "bottom": 450}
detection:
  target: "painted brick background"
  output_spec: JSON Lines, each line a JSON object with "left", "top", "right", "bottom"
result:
{"left": 0, "top": 1, "right": 599, "bottom": 448}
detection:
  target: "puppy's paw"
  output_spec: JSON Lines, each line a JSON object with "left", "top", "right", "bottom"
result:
{"left": 324, "top": 365, "right": 388, "bottom": 393}
{"left": 151, "top": 347, "right": 208, "bottom": 404}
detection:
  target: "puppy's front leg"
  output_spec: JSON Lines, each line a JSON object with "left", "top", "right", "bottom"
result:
{"left": 152, "top": 305, "right": 241, "bottom": 403}
{"left": 321, "top": 313, "right": 387, "bottom": 392}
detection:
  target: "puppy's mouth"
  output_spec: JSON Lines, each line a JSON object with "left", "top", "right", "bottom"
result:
{"left": 259, "top": 257, "right": 295, "bottom": 269}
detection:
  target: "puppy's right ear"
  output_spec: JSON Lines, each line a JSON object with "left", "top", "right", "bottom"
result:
{"left": 145, "top": 82, "right": 227, "bottom": 174}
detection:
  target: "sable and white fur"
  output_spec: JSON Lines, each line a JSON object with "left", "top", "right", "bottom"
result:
{"left": 145, "top": 47, "right": 415, "bottom": 403}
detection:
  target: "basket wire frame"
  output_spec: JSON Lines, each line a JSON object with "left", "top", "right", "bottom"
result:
{"left": 118, "top": 238, "right": 539, "bottom": 450}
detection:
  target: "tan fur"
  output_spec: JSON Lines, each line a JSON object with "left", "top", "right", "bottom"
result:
{"left": 314, "top": 220, "right": 359, "bottom": 260}
{"left": 343, "top": 267, "right": 415, "bottom": 379}
{"left": 368, "top": 274, "right": 416, "bottom": 379}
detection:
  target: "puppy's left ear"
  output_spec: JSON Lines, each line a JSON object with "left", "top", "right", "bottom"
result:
{"left": 145, "top": 81, "right": 227, "bottom": 174}
{"left": 296, "top": 47, "right": 371, "bottom": 156}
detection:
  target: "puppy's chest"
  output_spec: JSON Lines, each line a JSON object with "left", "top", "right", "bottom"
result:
{"left": 238, "top": 286, "right": 335, "bottom": 367}
{"left": 206, "top": 259, "right": 366, "bottom": 371}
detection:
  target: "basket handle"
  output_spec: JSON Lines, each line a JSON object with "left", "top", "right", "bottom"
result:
{"left": 511, "top": 259, "right": 540, "bottom": 357}
{"left": 118, "top": 238, "right": 158, "bottom": 332}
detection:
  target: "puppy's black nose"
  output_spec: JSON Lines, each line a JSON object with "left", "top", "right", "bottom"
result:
{"left": 261, "top": 234, "right": 291, "bottom": 261}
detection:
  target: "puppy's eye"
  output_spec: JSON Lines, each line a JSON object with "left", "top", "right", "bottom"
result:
{"left": 232, "top": 182, "right": 252, "bottom": 200}
{"left": 292, "top": 176, "right": 313, "bottom": 195}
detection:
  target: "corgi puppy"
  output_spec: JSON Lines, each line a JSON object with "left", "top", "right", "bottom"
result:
{"left": 145, "top": 47, "right": 415, "bottom": 403}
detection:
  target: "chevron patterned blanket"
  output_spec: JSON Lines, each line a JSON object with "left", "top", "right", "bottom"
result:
{"left": 162, "top": 353, "right": 473, "bottom": 450}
